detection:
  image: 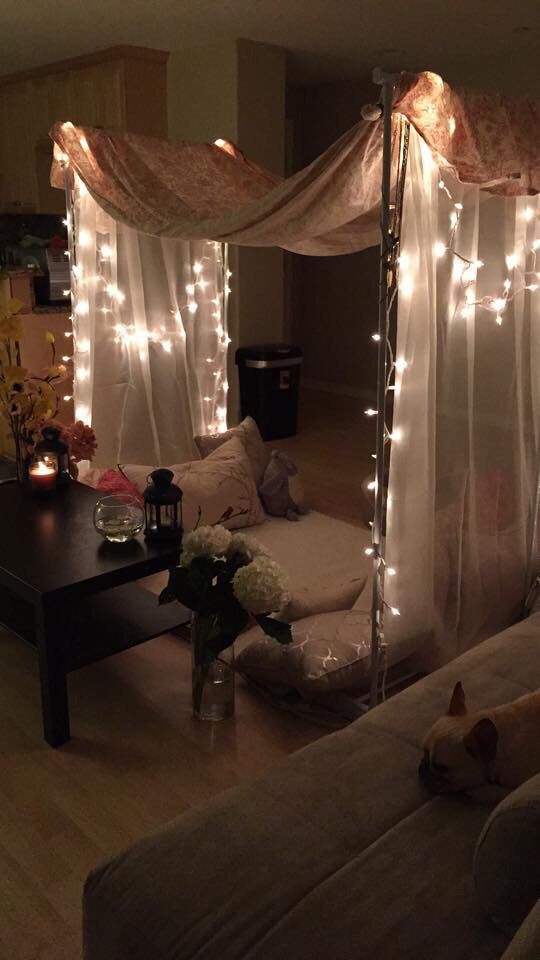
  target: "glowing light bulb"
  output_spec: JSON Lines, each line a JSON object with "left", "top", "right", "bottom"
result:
{"left": 216, "top": 324, "right": 224, "bottom": 338}
{"left": 365, "top": 408, "right": 378, "bottom": 417}
{"left": 188, "top": 302, "right": 198, "bottom": 314}
{"left": 450, "top": 211, "right": 458, "bottom": 229}
{"left": 63, "top": 394, "right": 73, "bottom": 402}
{"left": 223, "top": 335, "right": 232, "bottom": 346}
{"left": 186, "top": 284, "right": 195, "bottom": 295}
{"left": 62, "top": 355, "right": 71, "bottom": 363}
{"left": 523, "top": 207, "right": 535, "bottom": 222}
{"left": 162, "top": 339, "right": 172, "bottom": 353}
{"left": 64, "top": 250, "right": 70, "bottom": 258}
{"left": 74, "top": 300, "right": 89, "bottom": 316}
{"left": 387, "top": 567, "right": 396, "bottom": 577}
{"left": 532, "top": 239, "right": 540, "bottom": 251}
{"left": 63, "top": 289, "right": 71, "bottom": 297}
{"left": 496, "top": 315, "right": 503, "bottom": 326}
{"left": 223, "top": 382, "right": 229, "bottom": 393}
{"left": 372, "top": 333, "right": 381, "bottom": 342}
{"left": 204, "top": 396, "right": 212, "bottom": 402}
{"left": 433, "top": 241, "right": 446, "bottom": 258}
{"left": 506, "top": 253, "right": 518, "bottom": 270}
{"left": 526, "top": 283, "right": 539, "bottom": 291}
{"left": 77, "top": 339, "right": 90, "bottom": 353}
{"left": 438, "top": 179, "right": 445, "bottom": 189}
{"left": 364, "top": 547, "right": 374, "bottom": 556}
{"left": 62, "top": 217, "right": 69, "bottom": 227}
{"left": 76, "top": 368, "right": 89, "bottom": 382}
{"left": 454, "top": 202, "right": 463, "bottom": 211}
{"left": 491, "top": 298, "right": 506, "bottom": 313}
{"left": 503, "top": 278, "right": 512, "bottom": 291}
{"left": 206, "top": 357, "right": 213, "bottom": 363}
{"left": 390, "top": 427, "right": 402, "bottom": 442}
{"left": 64, "top": 331, "right": 73, "bottom": 338}
{"left": 398, "top": 252, "right": 410, "bottom": 268}
{"left": 400, "top": 276, "right": 414, "bottom": 297}
{"left": 390, "top": 606, "right": 401, "bottom": 617}
{"left": 367, "top": 480, "right": 377, "bottom": 491}
{"left": 395, "top": 357, "right": 408, "bottom": 373}
{"left": 461, "top": 264, "right": 477, "bottom": 283}
{"left": 214, "top": 138, "right": 226, "bottom": 148}
{"left": 193, "top": 261, "right": 203, "bottom": 275}
{"left": 461, "top": 305, "right": 474, "bottom": 320}
{"left": 100, "top": 243, "right": 112, "bottom": 259}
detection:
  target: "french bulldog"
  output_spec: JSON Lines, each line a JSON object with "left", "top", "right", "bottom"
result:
{"left": 419, "top": 681, "right": 540, "bottom": 794}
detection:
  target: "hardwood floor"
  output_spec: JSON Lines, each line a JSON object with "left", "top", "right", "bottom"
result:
{"left": 0, "top": 627, "right": 325, "bottom": 959}
{"left": 0, "top": 385, "right": 369, "bottom": 959}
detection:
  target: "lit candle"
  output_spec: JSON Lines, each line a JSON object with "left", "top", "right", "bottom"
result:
{"left": 29, "top": 459, "right": 57, "bottom": 495}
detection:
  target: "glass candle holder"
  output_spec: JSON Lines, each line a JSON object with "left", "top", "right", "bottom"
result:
{"left": 93, "top": 494, "right": 144, "bottom": 544}
{"left": 28, "top": 455, "right": 58, "bottom": 495}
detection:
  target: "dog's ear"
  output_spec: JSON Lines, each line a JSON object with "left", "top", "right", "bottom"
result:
{"left": 464, "top": 718, "right": 498, "bottom": 764}
{"left": 448, "top": 681, "right": 467, "bottom": 716}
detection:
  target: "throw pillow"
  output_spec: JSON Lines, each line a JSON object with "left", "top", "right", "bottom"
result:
{"left": 96, "top": 468, "right": 143, "bottom": 504}
{"left": 121, "top": 435, "right": 265, "bottom": 531}
{"left": 194, "top": 416, "right": 270, "bottom": 487}
{"left": 474, "top": 772, "right": 540, "bottom": 936}
{"left": 236, "top": 609, "right": 372, "bottom": 698}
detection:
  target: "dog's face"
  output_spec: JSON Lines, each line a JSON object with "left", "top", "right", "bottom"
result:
{"left": 419, "top": 682, "right": 498, "bottom": 794}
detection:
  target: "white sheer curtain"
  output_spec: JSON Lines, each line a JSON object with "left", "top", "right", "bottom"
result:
{"left": 386, "top": 127, "right": 540, "bottom": 671}
{"left": 68, "top": 175, "right": 230, "bottom": 468}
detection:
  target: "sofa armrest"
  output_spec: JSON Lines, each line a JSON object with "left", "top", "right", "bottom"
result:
{"left": 500, "top": 900, "right": 540, "bottom": 960}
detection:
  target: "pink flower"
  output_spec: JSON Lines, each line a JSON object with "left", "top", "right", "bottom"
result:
{"left": 62, "top": 420, "right": 97, "bottom": 462}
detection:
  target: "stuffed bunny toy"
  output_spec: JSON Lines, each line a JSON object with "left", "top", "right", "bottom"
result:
{"left": 259, "top": 450, "right": 306, "bottom": 521}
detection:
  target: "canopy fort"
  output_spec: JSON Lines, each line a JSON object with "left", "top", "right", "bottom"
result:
{"left": 51, "top": 69, "right": 540, "bottom": 707}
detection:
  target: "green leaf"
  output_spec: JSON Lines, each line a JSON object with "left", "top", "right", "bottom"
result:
{"left": 255, "top": 615, "right": 292, "bottom": 645}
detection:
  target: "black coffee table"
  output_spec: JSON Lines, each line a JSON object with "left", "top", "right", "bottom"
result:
{"left": 0, "top": 480, "right": 188, "bottom": 746}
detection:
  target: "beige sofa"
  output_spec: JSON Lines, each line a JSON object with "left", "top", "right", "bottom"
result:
{"left": 82, "top": 613, "right": 540, "bottom": 960}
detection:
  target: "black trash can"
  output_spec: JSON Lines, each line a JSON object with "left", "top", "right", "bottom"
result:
{"left": 235, "top": 343, "right": 303, "bottom": 440}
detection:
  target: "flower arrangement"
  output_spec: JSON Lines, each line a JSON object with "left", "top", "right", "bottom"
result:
{"left": 0, "top": 285, "right": 96, "bottom": 478}
{"left": 160, "top": 526, "right": 292, "bottom": 714}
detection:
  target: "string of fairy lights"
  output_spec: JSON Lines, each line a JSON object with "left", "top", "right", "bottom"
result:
{"left": 57, "top": 131, "right": 231, "bottom": 434}
{"left": 363, "top": 154, "right": 540, "bottom": 637}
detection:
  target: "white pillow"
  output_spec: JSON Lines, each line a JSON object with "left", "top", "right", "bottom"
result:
{"left": 121, "top": 436, "right": 265, "bottom": 531}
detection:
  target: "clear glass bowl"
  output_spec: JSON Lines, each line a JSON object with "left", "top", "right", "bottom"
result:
{"left": 93, "top": 494, "right": 144, "bottom": 543}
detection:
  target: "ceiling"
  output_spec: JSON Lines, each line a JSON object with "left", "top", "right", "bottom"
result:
{"left": 2, "top": 0, "right": 539, "bottom": 92}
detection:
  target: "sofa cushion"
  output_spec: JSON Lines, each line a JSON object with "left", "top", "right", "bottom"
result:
{"left": 500, "top": 899, "right": 540, "bottom": 960}
{"left": 194, "top": 416, "right": 270, "bottom": 487}
{"left": 121, "top": 436, "right": 265, "bottom": 531}
{"left": 474, "top": 773, "right": 540, "bottom": 936}
{"left": 81, "top": 613, "right": 540, "bottom": 960}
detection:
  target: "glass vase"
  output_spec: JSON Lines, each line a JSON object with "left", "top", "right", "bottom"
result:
{"left": 191, "top": 613, "right": 235, "bottom": 721}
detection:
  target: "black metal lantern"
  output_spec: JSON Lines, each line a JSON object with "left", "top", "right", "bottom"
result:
{"left": 35, "top": 425, "right": 71, "bottom": 483}
{"left": 143, "top": 468, "right": 183, "bottom": 543}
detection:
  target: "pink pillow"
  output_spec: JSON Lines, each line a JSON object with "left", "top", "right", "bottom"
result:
{"left": 96, "top": 468, "right": 143, "bottom": 504}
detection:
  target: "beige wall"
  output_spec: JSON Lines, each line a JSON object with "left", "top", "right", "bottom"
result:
{"left": 288, "top": 80, "right": 379, "bottom": 399}
{"left": 167, "top": 40, "right": 238, "bottom": 144}
{"left": 168, "top": 38, "right": 286, "bottom": 422}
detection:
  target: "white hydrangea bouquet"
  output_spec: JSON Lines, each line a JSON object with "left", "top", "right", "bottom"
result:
{"left": 159, "top": 525, "right": 291, "bottom": 716}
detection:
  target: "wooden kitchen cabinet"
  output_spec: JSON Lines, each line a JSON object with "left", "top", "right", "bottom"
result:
{"left": 0, "top": 45, "right": 169, "bottom": 214}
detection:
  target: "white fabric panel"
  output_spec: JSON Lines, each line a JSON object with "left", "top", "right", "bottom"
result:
{"left": 69, "top": 176, "right": 229, "bottom": 467}
{"left": 386, "top": 128, "right": 540, "bottom": 670}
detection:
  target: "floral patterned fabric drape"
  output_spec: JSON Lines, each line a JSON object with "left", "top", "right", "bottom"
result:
{"left": 50, "top": 71, "right": 538, "bottom": 256}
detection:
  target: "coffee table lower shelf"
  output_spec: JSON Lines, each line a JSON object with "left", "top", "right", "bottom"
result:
{"left": 0, "top": 581, "right": 189, "bottom": 746}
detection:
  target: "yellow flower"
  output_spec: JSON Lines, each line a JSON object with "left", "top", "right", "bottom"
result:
{"left": 0, "top": 313, "right": 23, "bottom": 340}
{"left": 46, "top": 330, "right": 55, "bottom": 345}
{"left": 8, "top": 298, "right": 23, "bottom": 316}
{"left": 44, "top": 364, "right": 66, "bottom": 379}
{"left": 4, "top": 366, "right": 27, "bottom": 391}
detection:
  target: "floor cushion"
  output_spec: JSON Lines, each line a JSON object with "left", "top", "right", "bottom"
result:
{"left": 236, "top": 608, "right": 372, "bottom": 697}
